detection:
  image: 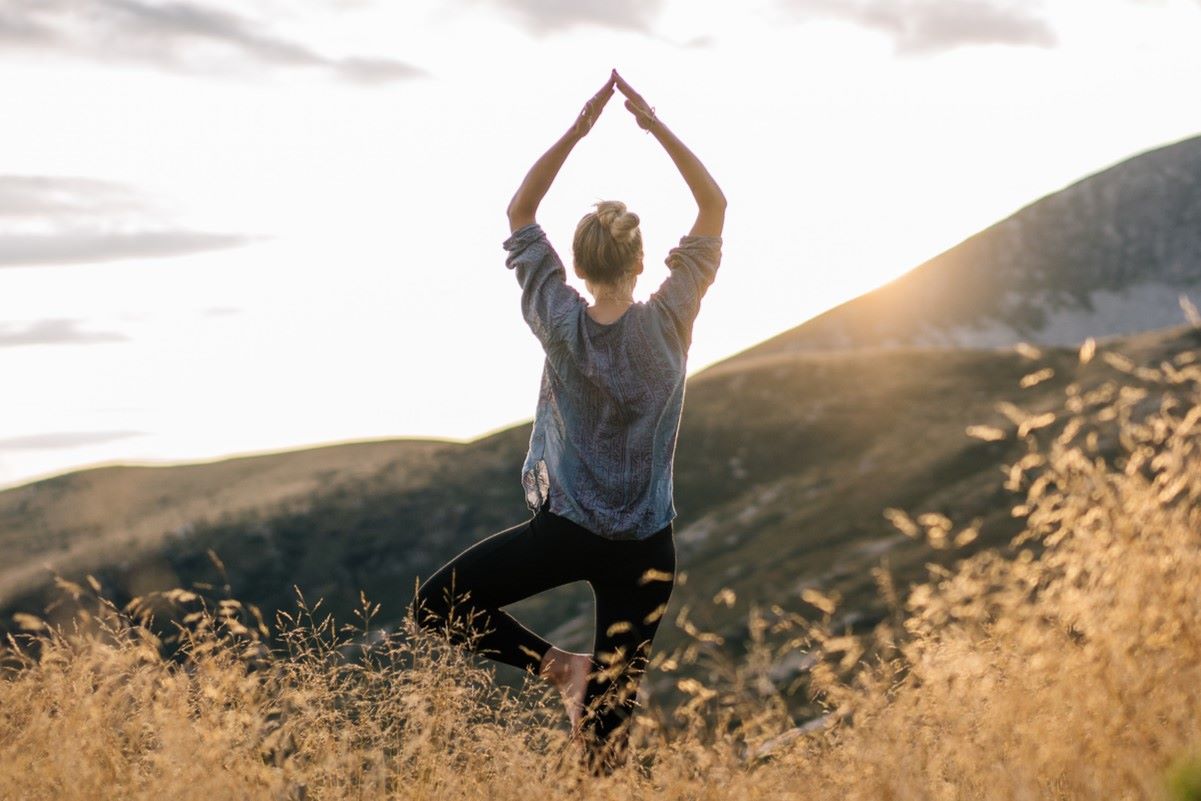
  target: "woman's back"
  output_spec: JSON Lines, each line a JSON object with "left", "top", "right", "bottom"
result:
{"left": 503, "top": 222, "right": 722, "bottom": 540}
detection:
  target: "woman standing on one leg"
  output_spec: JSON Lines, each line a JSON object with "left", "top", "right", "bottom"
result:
{"left": 410, "top": 69, "right": 726, "bottom": 776}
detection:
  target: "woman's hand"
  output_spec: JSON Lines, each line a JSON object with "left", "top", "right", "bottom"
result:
{"left": 507, "top": 74, "right": 616, "bottom": 232}
{"left": 611, "top": 69, "right": 725, "bottom": 236}
{"left": 571, "top": 74, "right": 617, "bottom": 138}
{"left": 612, "top": 69, "right": 658, "bottom": 132}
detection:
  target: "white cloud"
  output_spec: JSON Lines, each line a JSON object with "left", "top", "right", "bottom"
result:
{"left": 780, "top": 0, "right": 1057, "bottom": 54}
{"left": 473, "top": 0, "right": 667, "bottom": 33}
{"left": 0, "top": 319, "right": 129, "bottom": 347}
{"left": 0, "top": 175, "right": 257, "bottom": 268}
{"left": 0, "top": 0, "right": 425, "bottom": 83}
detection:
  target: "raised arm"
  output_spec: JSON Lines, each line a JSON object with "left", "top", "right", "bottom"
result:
{"left": 506, "top": 75, "right": 616, "bottom": 233}
{"left": 612, "top": 70, "right": 726, "bottom": 237}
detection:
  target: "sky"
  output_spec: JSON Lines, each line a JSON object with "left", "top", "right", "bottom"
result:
{"left": 2, "top": 0, "right": 1201, "bottom": 490}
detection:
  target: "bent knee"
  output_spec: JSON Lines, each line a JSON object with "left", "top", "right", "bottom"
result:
{"left": 411, "top": 574, "right": 478, "bottom": 629}
{"left": 410, "top": 578, "right": 450, "bottom": 629}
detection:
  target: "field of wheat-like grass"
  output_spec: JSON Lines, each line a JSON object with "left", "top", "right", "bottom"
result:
{"left": 3, "top": 339, "right": 1200, "bottom": 800}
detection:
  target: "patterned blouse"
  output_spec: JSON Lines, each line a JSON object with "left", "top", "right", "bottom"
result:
{"left": 502, "top": 222, "right": 723, "bottom": 540}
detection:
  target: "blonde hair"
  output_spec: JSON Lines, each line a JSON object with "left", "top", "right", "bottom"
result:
{"left": 572, "top": 200, "right": 643, "bottom": 287}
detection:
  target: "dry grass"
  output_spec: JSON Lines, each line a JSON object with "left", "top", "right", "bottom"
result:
{"left": 3, "top": 339, "right": 1201, "bottom": 800}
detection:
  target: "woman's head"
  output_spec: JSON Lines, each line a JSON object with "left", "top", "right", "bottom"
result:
{"left": 573, "top": 200, "right": 644, "bottom": 296}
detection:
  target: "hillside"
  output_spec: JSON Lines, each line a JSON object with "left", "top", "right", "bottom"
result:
{"left": 0, "top": 438, "right": 458, "bottom": 611}
{"left": 5, "top": 321, "right": 1198, "bottom": 710}
{"left": 714, "top": 133, "right": 1201, "bottom": 367}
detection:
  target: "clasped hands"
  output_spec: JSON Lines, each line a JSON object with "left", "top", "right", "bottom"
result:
{"left": 572, "top": 69, "right": 658, "bottom": 138}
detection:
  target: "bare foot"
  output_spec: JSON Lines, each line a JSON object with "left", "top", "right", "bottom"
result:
{"left": 540, "top": 646, "right": 593, "bottom": 735}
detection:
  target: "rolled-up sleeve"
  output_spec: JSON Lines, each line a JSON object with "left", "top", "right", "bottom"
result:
{"left": 649, "top": 234, "right": 723, "bottom": 351}
{"left": 503, "top": 223, "right": 584, "bottom": 351}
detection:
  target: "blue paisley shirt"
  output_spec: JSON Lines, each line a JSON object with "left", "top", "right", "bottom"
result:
{"left": 503, "top": 222, "right": 723, "bottom": 541}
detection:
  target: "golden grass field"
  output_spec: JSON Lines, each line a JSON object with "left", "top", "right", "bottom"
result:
{"left": 3, "top": 338, "right": 1200, "bottom": 800}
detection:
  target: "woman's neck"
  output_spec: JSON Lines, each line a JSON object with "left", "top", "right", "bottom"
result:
{"left": 585, "top": 275, "right": 636, "bottom": 305}
{"left": 592, "top": 294, "right": 633, "bottom": 307}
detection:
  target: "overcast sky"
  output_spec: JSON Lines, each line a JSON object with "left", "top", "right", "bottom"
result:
{"left": 3, "top": 0, "right": 1201, "bottom": 490}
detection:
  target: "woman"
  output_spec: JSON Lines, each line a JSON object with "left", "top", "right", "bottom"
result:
{"left": 410, "top": 69, "right": 725, "bottom": 776}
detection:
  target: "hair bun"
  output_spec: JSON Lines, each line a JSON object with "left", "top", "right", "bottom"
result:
{"left": 594, "top": 200, "right": 640, "bottom": 245}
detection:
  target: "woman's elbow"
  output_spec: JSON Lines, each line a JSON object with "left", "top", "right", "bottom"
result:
{"left": 507, "top": 200, "right": 536, "bottom": 231}
{"left": 699, "top": 188, "right": 726, "bottom": 215}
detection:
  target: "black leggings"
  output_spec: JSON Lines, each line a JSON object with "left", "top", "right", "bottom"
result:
{"left": 410, "top": 499, "right": 676, "bottom": 772}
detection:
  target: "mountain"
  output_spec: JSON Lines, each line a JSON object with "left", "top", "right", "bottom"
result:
{"left": 0, "top": 439, "right": 457, "bottom": 613}
{"left": 716, "top": 134, "right": 1201, "bottom": 367}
